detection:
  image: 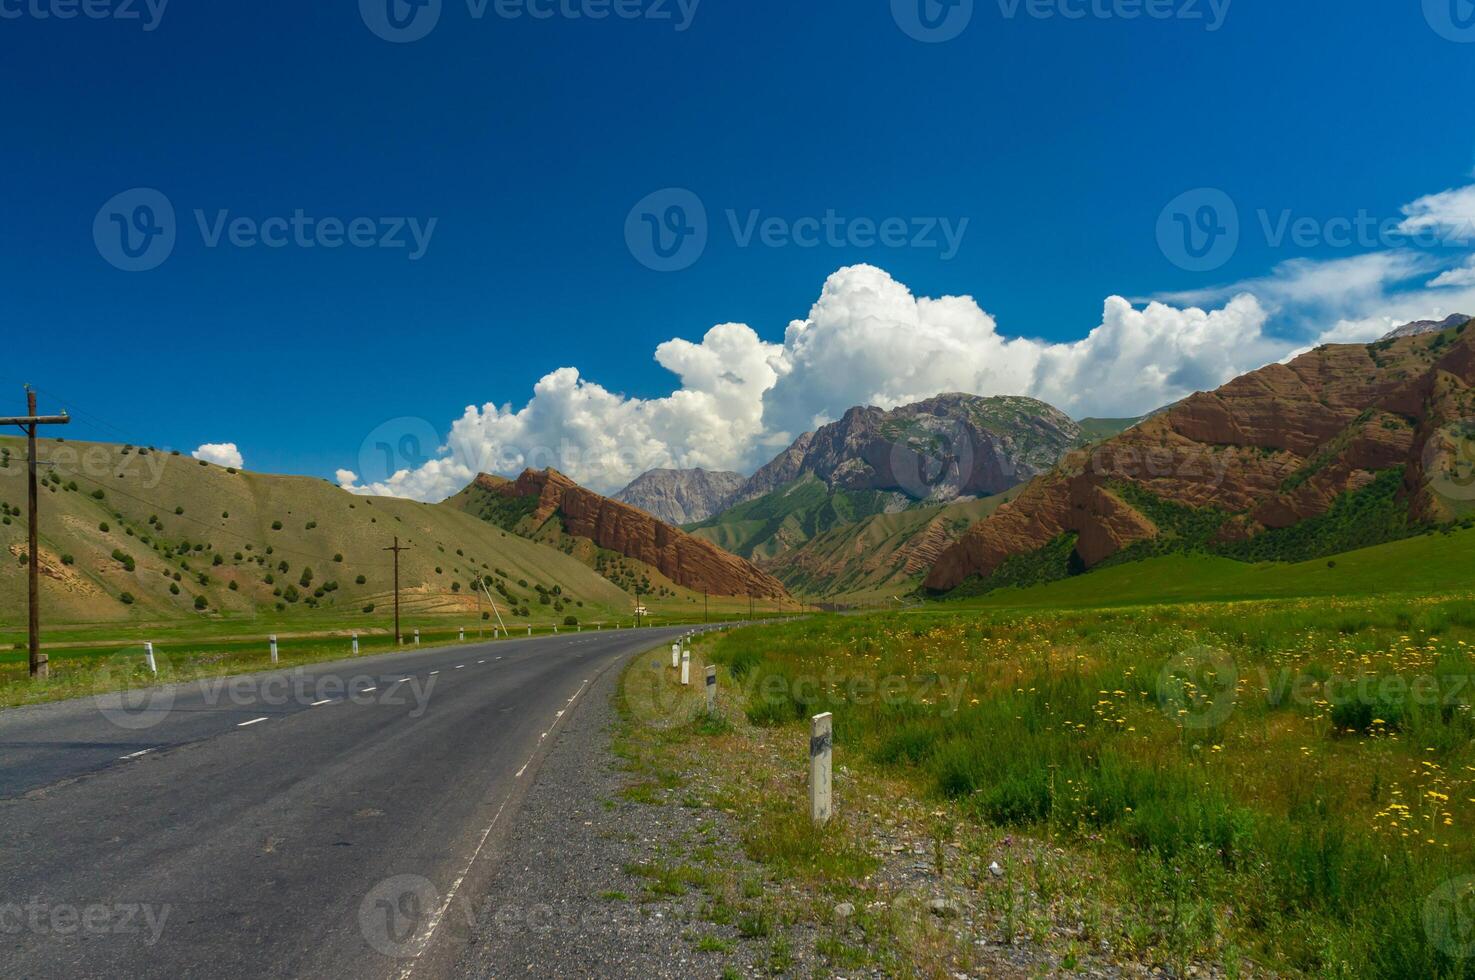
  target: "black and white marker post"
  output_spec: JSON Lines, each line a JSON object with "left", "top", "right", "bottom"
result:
{"left": 705, "top": 665, "right": 717, "bottom": 714}
{"left": 810, "top": 712, "right": 833, "bottom": 826}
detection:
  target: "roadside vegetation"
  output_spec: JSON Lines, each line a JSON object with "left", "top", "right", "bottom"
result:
{"left": 622, "top": 576, "right": 1475, "bottom": 976}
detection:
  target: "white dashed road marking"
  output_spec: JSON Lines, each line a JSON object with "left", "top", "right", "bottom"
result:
{"left": 310, "top": 699, "right": 335, "bottom": 707}
{"left": 119, "top": 749, "right": 153, "bottom": 760}
{"left": 237, "top": 717, "right": 269, "bottom": 727}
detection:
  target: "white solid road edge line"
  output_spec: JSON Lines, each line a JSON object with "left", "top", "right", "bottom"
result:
{"left": 398, "top": 675, "right": 595, "bottom": 980}
{"left": 237, "top": 717, "right": 269, "bottom": 727}
{"left": 515, "top": 678, "right": 590, "bottom": 779}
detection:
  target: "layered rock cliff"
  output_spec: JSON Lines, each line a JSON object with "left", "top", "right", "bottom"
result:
{"left": 471, "top": 469, "right": 789, "bottom": 599}
{"left": 925, "top": 317, "right": 1475, "bottom": 592}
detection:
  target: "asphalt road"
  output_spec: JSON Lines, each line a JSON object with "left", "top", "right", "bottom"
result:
{"left": 0, "top": 625, "right": 704, "bottom": 979}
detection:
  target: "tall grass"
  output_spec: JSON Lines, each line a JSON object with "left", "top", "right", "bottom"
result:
{"left": 708, "top": 594, "right": 1475, "bottom": 976}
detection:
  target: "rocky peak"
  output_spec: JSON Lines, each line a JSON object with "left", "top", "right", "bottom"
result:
{"left": 1380, "top": 314, "right": 1471, "bottom": 341}
{"left": 612, "top": 468, "right": 746, "bottom": 525}
{"left": 736, "top": 393, "right": 1082, "bottom": 505}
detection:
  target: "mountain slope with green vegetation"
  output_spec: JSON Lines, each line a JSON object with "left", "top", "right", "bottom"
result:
{"left": 762, "top": 488, "right": 1021, "bottom": 604}
{"left": 684, "top": 474, "right": 910, "bottom": 561}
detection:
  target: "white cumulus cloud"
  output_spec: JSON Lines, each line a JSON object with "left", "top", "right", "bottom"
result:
{"left": 340, "top": 265, "right": 1314, "bottom": 502}
{"left": 337, "top": 179, "right": 1475, "bottom": 503}
{"left": 192, "top": 443, "right": 244, "bottom": 468}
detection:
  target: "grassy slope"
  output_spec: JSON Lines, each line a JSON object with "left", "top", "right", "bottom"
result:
{"left": 685, "top": 474, "right": 910, "bottom": 561}
{"left": 767, "top": 489, "right": 1020, "bottom": 604}
{"left": 951, "top": 523, "right": 1475, "bottom": 610}
{"left": 0, "top": 434, "right": 634, "bottom": 631}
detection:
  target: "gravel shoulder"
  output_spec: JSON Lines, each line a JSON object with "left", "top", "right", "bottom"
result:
{"left": 452, "top": 637, "right": 1196, "bottom": 979}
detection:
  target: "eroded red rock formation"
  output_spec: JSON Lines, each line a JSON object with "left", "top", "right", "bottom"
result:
{"left": 480, "top": 469, "right": 790, "bottom": 599}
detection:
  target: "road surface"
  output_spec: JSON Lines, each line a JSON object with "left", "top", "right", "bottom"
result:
{"left": 0, "top": 626, "right": 702, "bottom": 978}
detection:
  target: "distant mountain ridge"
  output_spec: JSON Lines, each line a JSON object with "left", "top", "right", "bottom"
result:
{"left": 611, "top": 468, "right": 744, "bottom": 524}
{"left": 1379, "top": 314, "right": 1470, "bottom": 341}
{"left": 733, "top": 393, "right": 1081, "bottom": 505}
{"left": 614, "top": 394, "right": 1085, "bottom": 531}
{"left": 927, "top": 316, "right": 1475, "bottom": 593}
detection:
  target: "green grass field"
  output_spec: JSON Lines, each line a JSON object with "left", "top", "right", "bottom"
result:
{"left": 685, "top": 526, "right": 1475, "bottom": 976}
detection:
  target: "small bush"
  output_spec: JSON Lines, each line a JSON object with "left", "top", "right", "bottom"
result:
{"left": 120, "top": 592, "right": 135, "bottom": 604}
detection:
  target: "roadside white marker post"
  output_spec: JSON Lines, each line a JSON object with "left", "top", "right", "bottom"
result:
{"left": 554, "top": 625, "right": 558, "bottom": 634}
{"left": 269, "top": 635, "right": 278, "bottom": 665}
{"left": 810, "top": 712, "right": 833, "bottom": 826}
{"left": 681, "top": 648, "right": 691, "bottom": 686}
{"left": 459, "top": 627, "right": 465, "bottom": 642}
{"left": 414, "top": 629, "right": 420, "bottom": 646}
{"left": 705, "top": 665, "right": 717, "bottom": 713}
{"left": 144, "top": 642, "right": 157, "bottom": 675}
{"left": 671, "top": 643, "right": 680, "bottom": 668}
{"left": 527, "top": 625, "right": 532, "bottom": 636}
{"left": 352, "top": 633, "right": 359, "bottom": 655}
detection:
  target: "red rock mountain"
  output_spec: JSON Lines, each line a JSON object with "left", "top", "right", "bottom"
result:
{"left": 467, "top": 469, "right": 789, "bottom": 599}
{"left": 925, "top": 318, "right": 1475, "bottom": 591}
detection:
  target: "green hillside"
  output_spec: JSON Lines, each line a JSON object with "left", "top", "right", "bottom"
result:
{"left": 766, "top": 489, "right": 1019, "bottom": 604}
{"left": 684, "top": 474, "right": 910, "bottom": 560}
{"left": 0, "top": 435, "right": 635, "bottom": 629}
{"left": 952, "top": 522, "right": 1475, "bottom": 610}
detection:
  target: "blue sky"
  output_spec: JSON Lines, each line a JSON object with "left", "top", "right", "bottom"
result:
{"left": 4, "top": 0, "right": 1475, "bottom": 495}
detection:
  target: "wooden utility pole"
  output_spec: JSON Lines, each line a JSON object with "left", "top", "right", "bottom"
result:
{"left": 383, "top": 536, "right": 409, "bottom": 645}
{"left": 1, "top": 388, "right": 70, "bottom": 679}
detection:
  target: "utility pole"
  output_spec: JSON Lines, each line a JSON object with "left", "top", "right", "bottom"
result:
{"left": 1, "top": 387, "right": 70, "bottom": 679}
{"left": 383, "top": 536, "right": 409, "bottom": 645}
